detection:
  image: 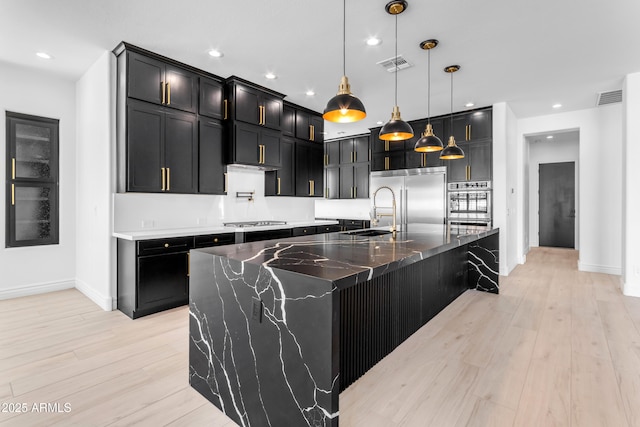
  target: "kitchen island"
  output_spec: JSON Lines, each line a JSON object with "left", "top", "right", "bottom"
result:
{"left": 189, "top": 224, "right": 499, "bottom": 426}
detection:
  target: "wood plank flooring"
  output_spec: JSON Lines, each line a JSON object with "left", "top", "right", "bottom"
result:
{"left": 1, "top": 247, "right": 638, "bottom": 426}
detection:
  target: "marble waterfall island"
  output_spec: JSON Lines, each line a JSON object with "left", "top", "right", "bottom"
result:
{"left": 188, "top": 225, "right": 499, "bottom": 426}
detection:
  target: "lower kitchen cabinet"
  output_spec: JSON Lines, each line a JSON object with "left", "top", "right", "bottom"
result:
{"left": 340, "top": 219, "right": 370, "bottom": 231}
{"left": 118, "top": 236, "right": 193, "bottom": 319}
{"left": 292, "top": 226, "right": 318, "bottom": 236}
{"left": 244, "top": 228, "right": 292, "bottom": 242}
{"left": 265, "top": 137, "right": 295, "bottom": 196}
{"left": 317, "top": 224, "right": 342, "bottom": 233}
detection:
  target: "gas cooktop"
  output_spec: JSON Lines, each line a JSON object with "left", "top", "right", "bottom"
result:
{"left": 223, "top": 220, "right": 288, "bottom": 228}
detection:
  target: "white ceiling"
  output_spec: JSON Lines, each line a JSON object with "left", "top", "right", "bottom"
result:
{"left": 1, "top": 0, "right": 639, "bottom": 139}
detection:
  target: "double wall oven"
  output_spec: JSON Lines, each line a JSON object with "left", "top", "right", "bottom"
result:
{"left": 447, "top": 181, "right": 492, "bottom": 227}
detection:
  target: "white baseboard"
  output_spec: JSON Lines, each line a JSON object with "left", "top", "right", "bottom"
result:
{"left": 0, "top": 279, "right": 75, "bottom": 300}
{"left": 75, "top": 279, "right": 116, "bottom": 311}
{"left": 622, "top": 279, "right": 640, "bottom": 298}
{"left": 578, "top": 261, "right": 622, "bottom": 276}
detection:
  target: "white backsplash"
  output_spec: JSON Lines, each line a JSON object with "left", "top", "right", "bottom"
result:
{"left": 114, "top": 166, "right": 315, "bottom": 232}
{"left": 314, "top": 198, "right": 372, "bottom": 220}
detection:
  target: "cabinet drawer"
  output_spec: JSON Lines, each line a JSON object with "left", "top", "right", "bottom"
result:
{"left": 137, "top": 237, "right": 193, "bottom": 256}
{"left": 194, "top": 233, "right": 235, "bottom": 248}
{"left": 340, "top": 219, "right": 369, "bottom": 228}
{"left": 318, "top": 225, "right": 341, "bottom": 234}
{"left": 292, "top": 226, "right": 318, "bottom": 237}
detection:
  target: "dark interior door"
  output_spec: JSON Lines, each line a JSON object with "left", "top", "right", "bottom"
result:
{"left": 539, "top": 162, "right": 575, "bottom": 248}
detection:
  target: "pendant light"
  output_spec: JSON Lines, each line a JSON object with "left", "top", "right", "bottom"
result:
{"left": 323, "top": 0, "right": 366, "bottom": 123}
{"left": 440, "top": 65, "right": 465, "bottom": 160}
{"left": 379, "top": 0, "right": 413, "bottom": 141}
{"left": 414, "top": 39, "right": 444, "bottom": 152}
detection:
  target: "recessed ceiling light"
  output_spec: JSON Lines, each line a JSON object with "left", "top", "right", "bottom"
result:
{"left": 306, "top": 90, "right": 315, "bottom": 96}
{"left": 265, "top": 72, "right": 277, "bottom": 80}
{"left": 366, "top": 37, "right": 382, "bottom": 46}
{"left": 552, "top": 103, "right": 562, "bottom": 109}
{"left": 547, "top": 135, "right": 554, "bottom": 139}
{"left": 376, "top": 121, "right": 384, "bottom": 125}
{"left": 208, "top": 49, "right": 223, "bottom": 58}
{"left": 36, "top": 52, "right": 52, "bottom": 59}
{"left": 465, "top": 102, "right": 475, "bottom": 108}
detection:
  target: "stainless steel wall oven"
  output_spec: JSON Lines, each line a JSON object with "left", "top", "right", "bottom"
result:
{"left": 447, "top": 181, "right": 492, "bottom": 226}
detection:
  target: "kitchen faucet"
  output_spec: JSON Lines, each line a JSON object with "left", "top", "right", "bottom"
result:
{"left": 372, "top": 186, "right": 397, "bottom": 239}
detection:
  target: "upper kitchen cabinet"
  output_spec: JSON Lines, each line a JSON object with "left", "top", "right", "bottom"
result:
{"left": 295, "top": 108, "right": 324, "bottom": 143}
{"left": 369, "top": 127, "right": 406, "bottom": 153}
{"left": 226, "top": 77, "right": 284, "bottom": 130}
{"left": 324, "top": 135, "right": 370, "bottom": 199}
{"left": 198, "top": 118, "right": 226, "bottom": 194}
{"left": 126, "top": 50, "right": 198, "bottom": 113}
{"left": 295, "top": 141, "right": 323, "bottom": 197}
{"left": 325, "top": 140, "right": 341, "bottom": 167}
{"left": 282, "top": 103, "right": 296, "bottom": 137}
{"left": 230, "top": 121, "right": 281, "bottom": 169}
{"left": 126, "top": 100, "right": 198, "bottom": 193}
{"left": 199, "top": 76, "right": 224, "bottom": 120}
{"left": 340, "top": 136, "right": 369, "bottom": 164}
{"left": 265, "top": 137, "right": 295, "bottom": 196}
{"left": 444, "top": 108, "right": 492, "bottom": 143}
{"left": 405, "top": 118, "right": 444, "bottom": 168}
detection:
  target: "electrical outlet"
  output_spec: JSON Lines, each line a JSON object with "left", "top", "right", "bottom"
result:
{"left": 252, "top": 297, "right": 263, "bottom": 323}
{"left": 141, "top": 219, "right": 155, "bottom": 228}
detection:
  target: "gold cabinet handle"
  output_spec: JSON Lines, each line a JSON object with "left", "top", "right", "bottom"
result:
{"left": 166, "top": 168, "right": 171, "bottom": 191}
{"left": 187, "top": 252, "right": 190, "bottom": 277}
{"left": 161, "top": 81, "right": 166, "bottom": 104}
{"left": 258, "top": 106, "right": 265, "bottom": 125}
{"left": 167, "top": 82, "right": 171, "bottom": 105}
{"left": 350, "top": 152, "right": 353, "bottom": 163}
{"left": 223, "top": 99, "right": 228, "bottom": 120}
{"left": 309, "top": 180, "right": 314, "bottom": 196}
{"left": 309, "top": 124, "right": 314, "bottom": 141}
{"left": 11, "top": 183, "right": 15, "bottom": 206}
{"left": 385, "top": 156, "right": 389, "bottom": 170}
{"left": 324, "top": 154, "right": 328, "bottom": 166}
{"left": 325, "top": 188, "right": 329, "bottom": 198}
{"left": 354, "top": 151, "right": 357, "bottom": 163}
{"left": 214, "top": 238, "right": 218, "bottom": 243}
{"left": 468, "top": 124, "right": 472, "bottom": 140}
{"left": 161, "top": 167, "right": 166, "bottom": 191}
{"left": 385, "top": 140, "right": 389, "bottom": 152}
{"left": 277, "top": 177, "right": 281, "bottom": 195}
{"left": 354, "top": 186, "right": 357, "bottom": 198}
{"left": 12, "top": 158, "right": 16, "bottom": 179}
{"left": 164, "top": 243, "right": 169, "bottom": 248}
{"left": 224, "top": 172, "right": 228, "bottom": 193}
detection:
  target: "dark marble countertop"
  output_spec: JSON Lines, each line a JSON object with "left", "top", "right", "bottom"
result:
{"left": 194, "top": 224, "right": 499, "bottom": 289}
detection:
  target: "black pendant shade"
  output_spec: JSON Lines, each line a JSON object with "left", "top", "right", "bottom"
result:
{"left": 440, "top": 136, "right": 465, "bottom": 159}
{"left": 440, "top": 64, "right": 465, "bottom": 160}
{"left": 323, "top": 0, "right": 366, "bottom": 123}
{"left": 380, "top": 106, "right": 414, "bottom": 141}
{"left": 414, "top": 123, "right": 444, "bottom": 152}
{"left": 323, "top": 76, "right": 366, "bottom": 123}
{"left": 380, "top": 0, "right": 413, "bottom": 142}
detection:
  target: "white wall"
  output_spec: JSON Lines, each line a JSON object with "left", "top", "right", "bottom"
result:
{"left": 622, "top": 73, "right": 640, "bottom": 296}
{"left": 0, "top": 62, "right": 77, "bottom": 299}
{"left": 314, "top": 199, "right": 371, "bottom": 221}
{"left": 492, "top": 102, "right": 519, "bottom": 275}
{"left": 75, "top": 52, "right": 116, "bottom": 310}
{"left": 517, "top": 104, "right": 623, "bottom": 275}
{"left": 527, "top": 134, "right": 579, "bottom": 248}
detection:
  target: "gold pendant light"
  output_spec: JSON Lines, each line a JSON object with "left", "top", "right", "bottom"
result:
{"left": 415, "top": 39, "right": 444, "bottom": 152}
{"left": 323, "top": 0, "right": 366, "bottom": 123}
{"left": 379, "top": 0, "right": 414, "bottom": 142}
{"left": 440, "top": 65, "right": 465, "bottom": 160}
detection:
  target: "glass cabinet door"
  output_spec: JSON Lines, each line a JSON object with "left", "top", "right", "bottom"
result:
{"left": 6, "top": 112, "right": 59, "bottom": 247}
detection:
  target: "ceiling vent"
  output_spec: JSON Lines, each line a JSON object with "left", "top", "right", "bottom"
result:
{"left": 596, "top": 89, "right": 622, "bottom": 106}
{"left": 377, "top": 55, "right": 412, "bottom": 72}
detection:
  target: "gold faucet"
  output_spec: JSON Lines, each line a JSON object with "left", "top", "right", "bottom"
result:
{"left": 372, "top": 186, "right": 397, "bottom": 239}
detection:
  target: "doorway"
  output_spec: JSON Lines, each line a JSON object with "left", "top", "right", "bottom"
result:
{"left": 539, "top": 162, "right": 575, "bottom": 248}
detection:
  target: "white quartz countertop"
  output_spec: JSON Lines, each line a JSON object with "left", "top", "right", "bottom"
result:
{"left": 113, "top": 220, "right": 339, "bottom": 241}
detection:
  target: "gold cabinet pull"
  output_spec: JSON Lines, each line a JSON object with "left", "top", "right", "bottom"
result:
{"left": 277, "top": 177, "right": 281, "bottom": 195}
{"left": 354, "top": 186, "right": 357, "bottom": 198}
{"left": 161, "top": 167, "right": 166, "bottom": 191}
{"left": 258, "top": 144, "right": 265, "bottom": 164}
{"left": 164, "top": 243, "right": 169, "bottom": 248}
{"left": 385, "top": 140, "right": 389, "bottom": 152}
{"left": 161, "top": 81, "right": 166, "bottom": 104}
{"left": 309, "top": 124, "right": 314, "bottom": 141}
{"left": 354, "top": 151, "right": 357, "bottom": 163}
{"left": 187, "top": 252, "right": 190, "bottom": 277}
{"left": 214, "top": 238, "right": 218, "bottom": 243}
{"left": 324, "top": 154, "right": 328, "bottom": 166}
{"left": 11, "top": 183, "right": 15, "bottom": 206}
{"left": 309, "top": 180, "right": 314, "bottom": 196}
{"left": 385, "top": 156, "right": 389, "bottom": 170}
{"left": 258, "top": 106, "right": 265, "bottom": 125}
{"left": 167, "top": 82, "right": 171, "bottom": 105}
{"left": 12, "top": 158, "right": 16, "bottom": 179}
{"left": 166, "top": 168, "right": 171, "bottom": 191}
{"left": 468, "top": 124, "right": 472, "bottom": 140}
{"left": 325, "top": 188, "right": 329, "bottom": 198}
{"left": 224, "top": 172, "right": 228, "bottom": 193}
{"left": 223, "top": 99, "right": 228, "bottom": 120}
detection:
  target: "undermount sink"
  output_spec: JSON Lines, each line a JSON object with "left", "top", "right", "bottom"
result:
{"left": 346, "top": 229, "right": 392, "bottom": 237}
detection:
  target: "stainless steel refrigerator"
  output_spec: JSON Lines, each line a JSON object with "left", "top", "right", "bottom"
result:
{"left": 369, "top": 166, "right": 447, "bottom": 230}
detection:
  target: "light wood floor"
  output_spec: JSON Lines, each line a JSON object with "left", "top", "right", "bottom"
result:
{"left": 1, "top": 247, "right": 639, "bottom": 426}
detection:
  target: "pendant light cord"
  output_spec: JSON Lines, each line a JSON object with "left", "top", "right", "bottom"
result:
{"left": 394, "top": 14, "right": 398, "bottom": 107}
{"left": 342, "top": 0, "right": 346, "bottom": 77}
{"left": 427, "top": 48, "right": 431, "bottom": 125}
{"left": 450, "top": 70, "right": 454, "bottom": 131}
